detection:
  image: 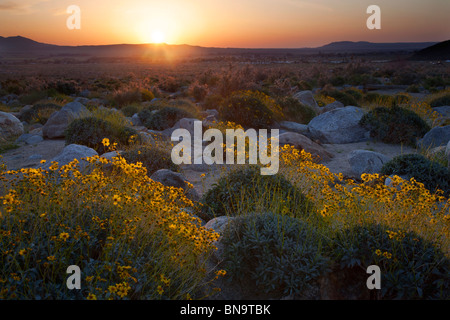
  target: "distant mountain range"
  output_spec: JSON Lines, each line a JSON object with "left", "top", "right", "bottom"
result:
{"left": 0, "top": 36, "right": 446, "bottom": 59}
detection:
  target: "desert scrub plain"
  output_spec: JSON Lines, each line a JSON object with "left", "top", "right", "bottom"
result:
{"left": 0, "top": 56, "right": 449, "bottom": 300}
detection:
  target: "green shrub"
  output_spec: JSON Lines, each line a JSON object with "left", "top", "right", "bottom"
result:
{"left": 111, "top": 88, "right": 142, "bottom": 106}
{"left": 65, "top": 117, "right": 137, "bottom": 154}
{"left": 188, "top": 82, "right": 209, "bottom": 102}
{"left": 221, "top": 212, "right": 329, "bottom": 298}
{"left": 19, "top": 90, "right": 48, "bottom": 105}
{"left": 330, "top": 223, "right": 449, "bottom": 299}
{"left": 219, "top": 91, "right": 281, "bottom": 129}
{"left": 277, "top": 96, "right": 316, "bottom": 124}
{"left": 203, "top": 94, "right": 224, "bottom": 110}
{"left": 319, "top": 88, "right": 358, "bottom": 107}
{"left": 359, "top": 106, "right": 431, "bottom": 147}
{"left": 343, "top": 88, "right": 364, "bottom": 103}
{"left": 19, "top": 103, "right": 61, "bottom": 125}
{"left": 380, "top": 154, "right": 450, "bottom": 196}
{"left": 199, "top": 166, "right": 314, "bottom": 221}
{"left": 121, "top": 105, "right": 141, "bottom": 117}
{"left": 406, "top": 84, "right": 420, "bottom": 93}
{"left": 138, "top": 107, "right": 194, "bottom": 131}
{"left": 140, "top": 89, "right": 155, "bottom": 102}
{"left": 428, "top": 93, "right": 450, "bottom": 108}
{"left": 48, "top": 80, "right": 80, "bottom": 96}
{"left": 121, "top": 145, "right": 179, "bottom": 176}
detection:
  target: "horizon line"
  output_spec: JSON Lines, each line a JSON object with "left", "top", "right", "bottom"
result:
{"left": 0, "top": 35, "right": 446, "bottom": 51}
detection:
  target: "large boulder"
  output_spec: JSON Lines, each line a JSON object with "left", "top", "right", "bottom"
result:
{"left": 163, "top": 118, "right": 201, "bottom": 137}
{"left": 277, "top": 132, "right": 333, "bottom": 161}
{"left": 278, "top": 121, "right": 309, "bottom": 135}
{"left": 40, "top": 144, "right": 98, "bottom": 171}
{"left": 321, "top": 101, "right": 345, "bottom": 114}
{"left": 418, "top": 125, "right": 450, "bottom": 149}
{"left": 150, "top": 169, "right": 200, "bottom": 201}
{"left": 348, "top": 150, "right": 389, "bottom": 177}
{"left": 308, "top": 106, "right": 368, "bottom": 144}
{"left": 0, "top": 111, "right": 24, "bottom": 139}
{"left": 204, "top": 216, "right": 235, "bottom": 263}
{"left": 446, "top": 140, "right": 450, "bottom": 169}
{"left": 42, "top": 101, "right": 90, "bottom": 139}
{"left": 292, "top": 91, "right": 320, "bottom": 112}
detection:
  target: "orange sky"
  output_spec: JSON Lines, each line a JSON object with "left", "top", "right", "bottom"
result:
{"left": 0, "top": 0, "right": 448, "bottom": 48}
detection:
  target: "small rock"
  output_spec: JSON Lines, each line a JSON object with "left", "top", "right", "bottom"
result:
{"left": 348, "top": 150, "right": 389, "bottom": 177}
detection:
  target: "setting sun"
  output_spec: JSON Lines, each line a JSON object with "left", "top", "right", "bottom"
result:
{"left": 151, "top": 30, "right": 165, "bottom": 44}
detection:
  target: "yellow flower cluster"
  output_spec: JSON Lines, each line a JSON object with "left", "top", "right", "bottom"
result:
{"left": 0, "top": 148, "right": 221, "bottom": 300}
{"left": 279, "top": 144, "right": 450, "bottom": 254}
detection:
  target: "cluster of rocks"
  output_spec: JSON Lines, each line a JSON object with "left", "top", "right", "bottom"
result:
{"left": 2, "top": 90, "right": 450, "bottom": 187}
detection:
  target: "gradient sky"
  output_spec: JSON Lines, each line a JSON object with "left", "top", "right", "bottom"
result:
{"left": 0, "top": 0, "right": 448, "bottom": 48}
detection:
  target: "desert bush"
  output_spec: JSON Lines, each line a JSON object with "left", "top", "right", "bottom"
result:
{"left": 406, "top": 84, "right": 420, "bottom": 93}
{"left": 296, "top": 80, "right": 313, "bottom": 91}
{"left": 140, "top": 89, "right": 155, "bottom": 102}
{"left": 188, "top": 82, "right": 209, "bottom": 102}
{"left": 279, "top": 145, "right": 449, "bottom": 252}
{"left": 314, "top": 95, "right": 336, "bottom": 107}
{"left": 392, "top": 70, "right": 419, "bottom": 85}
{"left": 221, "top": 212, "right": 329, "bottom": 298}
{"left": 138, "top": 106, "right": 194, "bottom": 131}
{"left": 380, "top": 154, "right": 450, "bottom": 196}
{"left": 47, "top": 80, "right": 80, "bottom": 96}
{"left": 359, "top": 106, "right": 431, "bottom": 146}
{"left": 65, "top": 117, "right": 137, "bottom": 154}
{"left": 219, "top": 91, "right": 282, "bottom": 129}
{"left": 0, "top": 155, "right": 221, "bottom": 300}
{"left": 111, "top": 87, "right": 142, "bottom": 106}
{"left": 203, "top": 94, "right": 224, "bottom": 110}
{"left": 423, "top": 76, "right": 446, "bottom": 91}
{"left": 427, "top": 91, "right": 450, "bottom": 108}
{"left": 19, "top": 90, "right": 48, "bottom": 105}
{"left": 330, "top": 223, "right": 449, "bottom": 299}
{"left": 330, "top": 76, "right": 346, "bottom": 87}
{"left": 277, "top": 96, "right": 316, "bottom": 124}
{"left": 319, "top": 88, "right": 358, "bottom": 106}
{"left": 121, "top": 145, "right": 179, "bottom": 176}
{"left": 158, "top": 76, "right": 185, "bottom": 93}
{"left": 394, "top": 93, "right": 412, "bottom": 105}
{"left": 19, "top": 103, "right": 61, "bottom": 125}
{"left": 343, "top": 88, "right": 364, "bottom": 103}
{"left": 121, "top": 104, "right": 142, "bottom": 117}
{"left": 199, "top": 165, "right": 314, "bottom": 222}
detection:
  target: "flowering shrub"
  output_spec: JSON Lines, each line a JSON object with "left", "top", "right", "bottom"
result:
{"left": 330, "top": 224, "right": 449, "bottom": 299}
{"left": 279, "top": 145, "right": 449, "bottom": 251}
{"left": 219, "top": 91, "right": 283, "bottom": 129}
{"left": 0, "top": 150, "right": 222, "bottom": 300}
{"left": 65, "top": 117, "right": 138, "bottom": 154}
{"left": 199, "top": 165, "right": 314, "bottom": 222}
{"left": 381, "top": 154, "right": 450, "bottom": 197}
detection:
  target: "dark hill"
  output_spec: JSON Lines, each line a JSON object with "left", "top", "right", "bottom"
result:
{"left": 410, "top": 40, "right": 450, "bottom": 60}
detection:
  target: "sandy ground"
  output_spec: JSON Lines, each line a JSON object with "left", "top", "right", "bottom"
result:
{"left": 1, "top": 139, "right": 66, "bottom": 170}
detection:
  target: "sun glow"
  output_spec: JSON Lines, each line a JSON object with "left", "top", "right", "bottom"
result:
{"left": 151, "top": 30, "right": 165, "bottom": 44}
